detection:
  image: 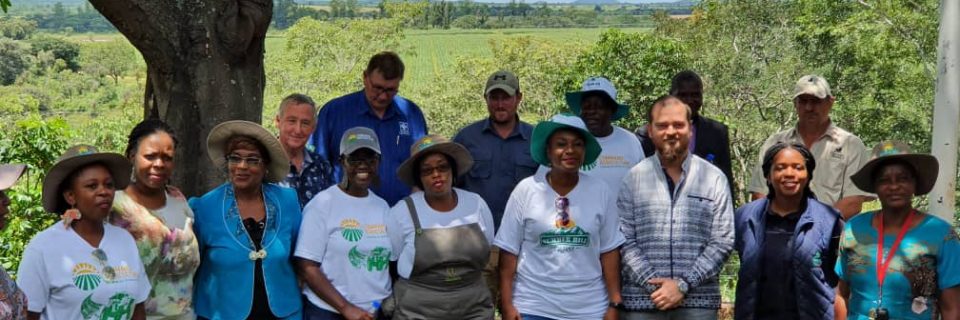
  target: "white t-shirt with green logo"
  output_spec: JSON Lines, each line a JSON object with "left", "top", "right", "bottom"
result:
{"left": 386, "top": 188, "right": 495, "bottom": 279}
{"left": 295, "top": 186, "right": 392, "bottom": 313}
{"left": 494, "top": 173, "right": 625, "bottom": 320}
{"left": 17, "top": 223, "right": 151, "bottom": 320}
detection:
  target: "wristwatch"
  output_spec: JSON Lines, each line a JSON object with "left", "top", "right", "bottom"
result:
{"left": 677, "top": 279, "right": 689, "bottom": 295}
{"left": 608, "top": 301, "right": 625, "bottom": 310}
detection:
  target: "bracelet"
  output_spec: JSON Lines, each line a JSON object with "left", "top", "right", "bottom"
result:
{"left": 608, "top": 301, "right": 625, "bottom": 310}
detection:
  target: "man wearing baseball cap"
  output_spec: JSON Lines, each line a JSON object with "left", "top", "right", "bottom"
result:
{"left": 748, "top": 75, "right": 873, "bottom": 219}
{"left": 453, "top": 70, "right": 538, "bottom": 310}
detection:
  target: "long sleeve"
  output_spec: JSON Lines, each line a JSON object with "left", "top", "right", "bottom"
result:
{"left": 617, "top": 178, "right": 660, "bottom": 292}
{"left": 680, "top": 174, "right": 734, "bottom": 289}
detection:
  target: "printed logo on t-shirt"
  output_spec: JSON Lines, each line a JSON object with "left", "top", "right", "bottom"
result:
{"left": 399, "top": 122, "right": 410, "bottom": 135}
{"left": 80, "top": 292, "right": 135, "bottom": 320}
{"left": 539, "top": 206, "right": 590, "bottom": 251}
{"left": 598, "top": 155, "right": 631, "bottom": 168}
{"left": 72, "top": 263, "right": 101, "bottom": 291}
{"left": 341, "top": 219, "right": 363, "bottom": 242}
{"left": 348, "top": 246, "right": 391, "bottom": 272}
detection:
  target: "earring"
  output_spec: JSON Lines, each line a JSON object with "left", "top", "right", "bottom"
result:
{"left": 129, "top": 166, "right": 138, "bottom": 184}
{"left": 62, "top": 206, "right": 82, "bottom": 229}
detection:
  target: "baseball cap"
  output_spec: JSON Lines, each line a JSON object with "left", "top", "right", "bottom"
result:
{"left": 793, "top": 75, "right": 832, "bottom": 99}
{"left": 340, "top": 127, "right": 382, "bottom": 156}
{"left": 485, "top": 70, "right": 520, "bottom": 96}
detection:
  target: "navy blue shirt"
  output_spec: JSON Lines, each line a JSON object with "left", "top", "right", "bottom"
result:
{"left": 310, "top": 90, "right": 428, "bottom": 206}
{"left": 454, "top": 118, "right": 536, "bottom": 231}
{"left": 280, "top": 149, "right": 333, "bottom": 207}
{"left": 756, "top": 205, "right": 803, "bottom": 319}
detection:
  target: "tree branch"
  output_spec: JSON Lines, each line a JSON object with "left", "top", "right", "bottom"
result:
{"left": 88, "top": 0, "right": 179, "bottom": 72}
{"left": 216, "top": 0, "right": 273, "bottom": 62}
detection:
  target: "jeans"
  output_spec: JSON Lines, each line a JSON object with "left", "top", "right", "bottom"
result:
{"left": 620, "top": 308, "right": 718, "bottom": 320}
{"left": 303, "top": 298, "right": 346, "bottom": 320}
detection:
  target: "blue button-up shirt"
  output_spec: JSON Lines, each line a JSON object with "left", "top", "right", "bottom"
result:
{"left": 454, "top": 118, "right": 536, "bottom": 231}
{"left": 310, "top": 90, "right": 428, "bottom": 206}
{"left": 280, "top": 149, "right": 334, "bottom": 207}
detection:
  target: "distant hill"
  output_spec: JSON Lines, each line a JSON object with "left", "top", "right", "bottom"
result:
{"left": 572, "top": 0, "right": 619, "bottom": 4}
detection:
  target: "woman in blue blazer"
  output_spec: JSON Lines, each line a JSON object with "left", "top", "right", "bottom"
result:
{"left": 190, "top": 121, "right": 303, "bottom": 320}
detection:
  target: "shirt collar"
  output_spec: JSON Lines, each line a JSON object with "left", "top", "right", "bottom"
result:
{"left": 788, "top": 120, "right": 841, "bottom": 143}
{"left": 481, "top": 116, "right": 529, "bottom": 140}
{"left": 356, "top": 90, "right": 398, "bottom": 119}
{"left": 651, "top": 151, "right": 693, "bottom": 180}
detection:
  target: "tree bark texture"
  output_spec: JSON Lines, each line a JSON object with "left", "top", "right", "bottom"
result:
{"left": 88, "top": 0, "right": 273, "bottom": 196}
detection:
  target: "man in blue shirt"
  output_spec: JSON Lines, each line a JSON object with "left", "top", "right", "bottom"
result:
{"left": 453, "top": 70, "right": 537, "bottom": 309}
{"left": 276, "top": 93, "right": 334, "bottom": 207}
{"left": 310, "top": 51, "right": 428, "bottom": 206}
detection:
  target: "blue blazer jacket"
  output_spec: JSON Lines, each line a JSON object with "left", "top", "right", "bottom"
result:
{"left": 190, "top": 183, "right": 303, "bottom": 319}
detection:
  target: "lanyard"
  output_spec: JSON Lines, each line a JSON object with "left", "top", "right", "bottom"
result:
{"left": 875, "top": 210, "right": 915, "bottom": 303}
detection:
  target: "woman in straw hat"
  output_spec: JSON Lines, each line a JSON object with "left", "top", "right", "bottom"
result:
{"left": 295, "top": 127, "right": 391, "bottom": 320}
{"left": 384, "top": 134, "right": 495, "bottom": 319}
{"left": 0, "top": 163, "right": 27, "bottom": 319}
{"left": 17, "top": 145, "right": 151, "bottom": 320}
{"left": 188, "top": 120, "right": 302, "bottom": 320}
{"left": 494, "top": 114, "right": 624, "bottom": 320}
{"left": 107, "top": 119, "right": 199, "bottom": 319}
{"left": 836, "top": 141, "right": 960, "bottom": 320}
{"left": 733, "top": 142, "right": 844, "bottom": 320}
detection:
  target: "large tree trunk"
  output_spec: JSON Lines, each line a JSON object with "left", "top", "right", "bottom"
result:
{"left": 88, "top": 0, "right": 272, "bottom": 196}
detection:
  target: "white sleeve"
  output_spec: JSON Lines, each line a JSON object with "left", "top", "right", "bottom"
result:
{"left": 493, "top": 183, "right": 526, "bottom": 255}
{"left": 16, "top": 240, "right": 49, "bottom": 313}
{"left": 294, "top": 197, "right": 329, "bottom": 262}
{"left": 134, "top": 255, "right": 152, "bottom": 303}
{"left": 599, "top": 186, "right": 626, "bottom": 253}
{"left": 476, "top": 196, "right": 495, "bottom": 243}
{"left": 386, "top": 202, "right": 408, "bottom": 261}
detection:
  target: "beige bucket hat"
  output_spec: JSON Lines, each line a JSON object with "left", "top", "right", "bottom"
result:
{"left": 206, "top": 120, "right": 290, "bottom": 183}
{"left": 42, "top": 145, "right": 130, "bottom": 213}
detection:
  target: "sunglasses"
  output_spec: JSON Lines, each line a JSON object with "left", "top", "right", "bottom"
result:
{"left": 556, "top": 196, "right": 571, "bottom": 228}
{"left": 226, "top": 155, "right": 263, "bottom": 166}
{"left": 92, "top": 248, "right": 116, "bottom": 280}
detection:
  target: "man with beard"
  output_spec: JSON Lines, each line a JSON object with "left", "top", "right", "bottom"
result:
{"left": 637, "top": 71, "right": 733, "bottom": 196}
{"left": 747, "top": 75, "right": 872, "bottom": 220}
{"left": 563, "top": 76, "right": 644, "bottom": 195}
{"left": 617, "top": 96, "right": 734, "bottom": 319}
{"left": 276, "top": 93, "right": 334, "bottom": 207}
{"left": 454, "top": 70, "right": 538, "bottom": 310}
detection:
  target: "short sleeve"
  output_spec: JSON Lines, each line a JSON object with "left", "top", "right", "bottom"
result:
{"left": 386, "top": 201, "right": 409, "bottom": 261}
{"left": 294, "top": 196, "right": 331, "bottom": 263}
{"left": 841, "top": 136, "right": 872, "bottom": 198}
{"left": 493, "top": 183, "right": 526, "bottom": 255}
{"left": 834, "top": 223, "right": 853, "bottom": 281}
{"left": 599, "top": 187, "right": 626, "bottom": 253}
{"left": 747, "top": 136, "right": 777, "bottom": 194}
{"left": 16, "top": 241, "right": 49, "bottom": 313}
{"left": 937, "top": 225, "right": 960, "bottom": 290}
{"left": 476, "top": 196, "right": 495, "bottom": 243}
{"left": 134, "top": 256, "right": 152, "bottom": 303}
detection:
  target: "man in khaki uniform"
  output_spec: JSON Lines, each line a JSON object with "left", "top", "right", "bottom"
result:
{"left": 748, "top": 75, "right": 872, "bottom": 219}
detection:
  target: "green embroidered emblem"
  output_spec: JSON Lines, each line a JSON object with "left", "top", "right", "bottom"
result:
{"left": 539, "top": 226, "right": 590, "bottom": 248}
{"left": 366, "top": 247, "right": 390, "bottom": 271}
{"left": 812, "top": 251, "right": 823, "bottom": 267}
{"left": 100, "top": 293, "right": 135, "bottom": 320}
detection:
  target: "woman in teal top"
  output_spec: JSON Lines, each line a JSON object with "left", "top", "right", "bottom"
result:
{"left": 190, "top": 121, "right": 302, "bottom": 320}
{"left": 836, "top": 141, "right": 960, "bottom": 319}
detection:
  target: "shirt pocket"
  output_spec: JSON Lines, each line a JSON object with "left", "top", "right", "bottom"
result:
{"left": 819, "top": 152, "right": 846, "bottom": 200}
{"left": 513, "top": 150, "right": 537, "bottom": 183}
{"left": 469, "top": 149, "right": 493, "bottom": 179}
{"left": 683, "top": 194, "right": 716, "bottom": 240}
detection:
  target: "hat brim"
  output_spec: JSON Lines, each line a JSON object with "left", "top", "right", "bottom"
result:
{"left": 851, "top": 154, "right": 939, "bottom": 195}
{"left": 207, "top": 121, "right": 290, "bottom": 183}
{"left": 565, "top": 91, "right": 629, "bottom": 121}
{"left": 42, "top": 154, "right": 131, "bottom": 213}
{"left": 530, "top": 121, "right": 602, "bottom": 169}
{"left": 0, "top": 164, "right": 26, "bottom": 190}
{"left": 397, "top": 142, "right": 474, "bottom": 187}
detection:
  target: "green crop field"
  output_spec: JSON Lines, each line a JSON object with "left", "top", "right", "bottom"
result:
{"left": 265, "top": 27, "right": 648, "bottom": 85}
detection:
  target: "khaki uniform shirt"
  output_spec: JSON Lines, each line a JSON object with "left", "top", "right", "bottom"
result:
{"left": 748, "top": 123, "right": 871, "bottom": 205}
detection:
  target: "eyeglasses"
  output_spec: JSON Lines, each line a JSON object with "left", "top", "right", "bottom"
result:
{"left": 370, "top": 84, "right": 399, "bottom": 97}
{"left": 419, "top": 164, "right": 452, "bottom": 176}
{"left": 92, "top": 248, "right": 116, "bottom": 280}
{"left": 226, "top": 155, "right": 263, "bottom": 166}
{"left": 555, "top": 196, "right": 571, "bottom": 228}
{"left": 345, "top": 155, "right": 380, "bottom": 167}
